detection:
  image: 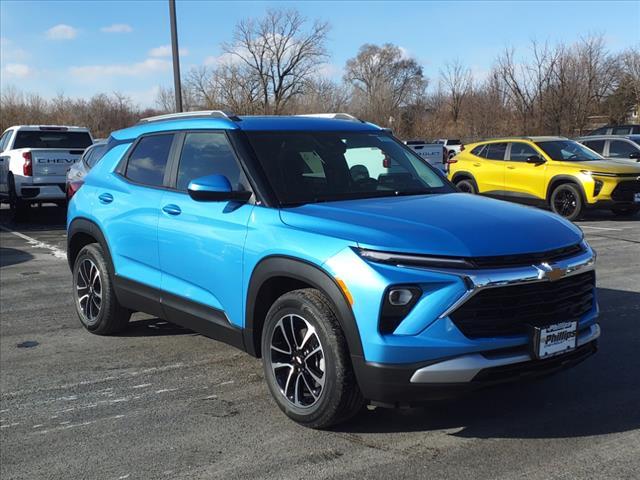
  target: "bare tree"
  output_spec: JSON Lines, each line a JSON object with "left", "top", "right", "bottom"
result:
{"left": 222, "top": 8, "right": 329, "bottom": 113}
{"left": 344, "top": 43, "right": 426, "bottom": 127}
{"left": 440, "top": 59, "right": 472, "bottom": 123}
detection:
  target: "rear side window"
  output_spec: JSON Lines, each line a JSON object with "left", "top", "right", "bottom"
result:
{"left": 508, "top": 142, "right": 538, "bottom": 161}
{"left": 582, "top": 140, "right": 605, "bottom": 154}
{"left": 608, "top": 140, "right": 637, "bottom": 158}
{"left": 612, "top": 126, "right": 632, "bottom": 135}
{"left": 447, "top": 139, "right": 461, "bottom": 145}
{"left": 85, "top": 144, "right": 107, "bottom": 168}
{"left": 484, "top": 143, "right": 507, "bottom": 160}
{"left": 13, "top": 131, "right": 92, "bottom": 149}
{"left": 176, "top": 132, "right": 245, "bottom": 191}
{"left": 588, "top": 127, "right": 608, "bottom": 136}
{"left": 125, "top": 134, "right": 173, "bottom": 187}
{"left": 471, "top": 145, "right": 485, "bottom": 157}
{"left": 0, "top": 131, "right": 12, "bottom": 151}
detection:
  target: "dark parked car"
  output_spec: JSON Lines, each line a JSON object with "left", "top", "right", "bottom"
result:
{"left": 585, "top": 124, "right": 640, "bottom": 136}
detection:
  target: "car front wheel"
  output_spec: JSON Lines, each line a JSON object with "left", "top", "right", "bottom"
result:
{"left": 261, "top": 288, "right": 364, "bottom": 429}
{"left": 550, "top": 184, "right": 584, "bottom": 221}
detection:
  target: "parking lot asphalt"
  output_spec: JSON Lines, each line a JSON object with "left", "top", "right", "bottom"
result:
{"left": 1, "top": 204, "right": 639, "bottom": 480}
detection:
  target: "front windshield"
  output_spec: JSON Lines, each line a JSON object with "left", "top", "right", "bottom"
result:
{"left": 535, "top": 140, "right": 603, "bottom": 161}
{"left": 246, "top": 131, "right": 453, "bottom": 205}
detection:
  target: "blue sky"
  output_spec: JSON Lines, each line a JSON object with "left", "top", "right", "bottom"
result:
{"left": 1, "top": 0, "right": 639, "bottom": 107}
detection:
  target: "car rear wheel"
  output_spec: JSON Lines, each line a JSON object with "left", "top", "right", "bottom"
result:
{"left": 261, "top": 288, "right": 364, "bottom": 429}
{"left": 455, "top": 178, "right": 477, "bottom": 194}
{"left": 550, "top": 184, "right": 583, "bottom": 221}
{"left": 73, "top": 243, "right": 131, "bottom": 335}
{"left": 8, "top": 176, "right": 29, "bottom": 222}
{"left": 611, "top": 205, "right": 640, "bottom": 217}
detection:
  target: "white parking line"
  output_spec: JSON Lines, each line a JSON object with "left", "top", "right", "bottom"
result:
{"left": 0, "top": 225, "right": 67, "bottom": 259}
{"left": 580, "top": 225, "right": 624, "bottom": 232}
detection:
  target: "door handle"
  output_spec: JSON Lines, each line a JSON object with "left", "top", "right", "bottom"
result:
{"left": 98, "top": 193, "right": 113, "bottom": 204}
{"left": 507, "top": 166, "right": 515, "bottom": 170}
{"left": 473, "top": 163, "right": 481, "bottom": 167}
{"left": 162, "top": 204, "right": 182, "bottom": 216}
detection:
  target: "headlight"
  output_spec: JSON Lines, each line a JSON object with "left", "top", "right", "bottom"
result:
{"left": 357, "top": 248, "right": 474, "bottom": 269}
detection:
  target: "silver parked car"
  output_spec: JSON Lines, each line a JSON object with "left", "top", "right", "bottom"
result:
{"left": 577, "top": 135, "right": 640, "bottom": 164}
{"left": 66, "top": 140, "right": 107, "bottom": 199}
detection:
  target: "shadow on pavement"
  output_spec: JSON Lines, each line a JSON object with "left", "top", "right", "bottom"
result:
{"left": 0, "top": 247, "right": 35, "bottom": 267}
{"left": 0, "top": 204, "right": 67, "bottom": 229}
{"left": 116, "top": 318, "right": 196, "bottom": 337}
{"left": 337, "top": 287, "right": 640, "bottom": 438}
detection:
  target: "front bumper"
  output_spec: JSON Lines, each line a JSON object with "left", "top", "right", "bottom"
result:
{"left": 353, "top": 324, "right": 599, "bottom": 406}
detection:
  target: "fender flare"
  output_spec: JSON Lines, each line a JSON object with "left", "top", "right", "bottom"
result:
{"left": 67, "top": 217, "right": 114, "bottom": 273}
{"left": 546, "top": 175, "right": 587, "bottom": 204}
{"left": 450, "top": 171, "right": 476, "bottom": 184}
{"left": 244, "top": 255, "right": 364, "bottom": 359}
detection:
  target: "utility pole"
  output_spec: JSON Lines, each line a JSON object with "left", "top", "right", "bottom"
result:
{"left": 168, "top": 0, "right": 183, "bottom": 112}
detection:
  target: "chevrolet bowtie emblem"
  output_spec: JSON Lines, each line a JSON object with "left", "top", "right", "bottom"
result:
{"left": 535, "top": 262, "right": 566, "bottom": 281}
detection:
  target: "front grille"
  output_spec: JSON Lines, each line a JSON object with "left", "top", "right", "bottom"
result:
{"left": 611, "top": 180, "right": 640, "bottom": 202}
{"left": 470, "top": 243, "right": 584, "bottom": 269}
{"left": 450, "top": 271, "right": 595, "bottom": 338}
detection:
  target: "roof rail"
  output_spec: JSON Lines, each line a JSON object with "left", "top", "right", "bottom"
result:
{"left": 296, "top": 113, "right": 364, "bottom": 123}
{"left": 138, "top": 110, "right": 240, "bottom": 124}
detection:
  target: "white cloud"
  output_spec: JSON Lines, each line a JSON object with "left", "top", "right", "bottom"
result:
{"left": 0, "top": 37, "right": 30, "bottom": 61}
{"left": 399, "top": 46, "right": 411, "bottom": 60}
{"left": 46, "top": 24, "right": 78, "bottom": 40}
{"left": 3, "top": 63, "right": 32, "bottom": 78}
{"left": 101, "top": 23, "right": 133, "bottom": 33}
{"left": 149, "top": 45, "right": 188, "bottom": 58}
{"left": 69, "top": 58, "right": 171, "bottom": 80}
{"left": 204, "top": 51, "right": 242, "bottom": 66}
{"left": 317, "top": 63, "right": 343, "bottom": 79}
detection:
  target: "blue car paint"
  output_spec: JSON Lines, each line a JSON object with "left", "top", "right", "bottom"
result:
{"left": 69, "top": 115, "right": 591, "bottom": 366}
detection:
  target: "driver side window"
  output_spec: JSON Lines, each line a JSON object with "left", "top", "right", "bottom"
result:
{"left": 508, "top": 143, "right": 538, "bottom": 161}
{"left": 176, "top": 132, "right": 247, "bottom": 192}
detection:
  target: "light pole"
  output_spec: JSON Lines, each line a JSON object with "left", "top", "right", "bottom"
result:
{"left": 168, "top": 0, "right": 183, "bottom": 112}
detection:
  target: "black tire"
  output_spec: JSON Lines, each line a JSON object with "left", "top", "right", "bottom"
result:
{"left": 72, "top": 243, "right": 131, "bottom": 335}
{"left": 611, "top": 205, "right": 640, "bottom": 217}
{"left": 8, "top": 175, "right": 29, "bottom": 222}
{"left": 261, "top": 288, "right": 364, "bottom": 429}
{"left": 455, "top": 178, "right": 477, "bottom": 194}
{"left": 550, "top": 183, "right": 584, "bottom": 221}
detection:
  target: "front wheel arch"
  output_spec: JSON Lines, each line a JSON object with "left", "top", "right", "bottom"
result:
{"left": 245, "top": 256, "right": 364, "bottom": 360}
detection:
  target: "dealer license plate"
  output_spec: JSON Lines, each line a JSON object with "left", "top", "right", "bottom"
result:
{"left": 532, "top": 321, "right": 578, "bottom": 359}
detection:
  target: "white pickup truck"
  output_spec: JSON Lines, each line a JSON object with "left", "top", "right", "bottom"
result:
{"left": 434, "top": 139, "right": 464, "bottom": 159}
{"left": 404, "top": 140, "right": 448, "bottom": 173}
{"left": 0, "top": 125, "right": 93, "bottom": 218}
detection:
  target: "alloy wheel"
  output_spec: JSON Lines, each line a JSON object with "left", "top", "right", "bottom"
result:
{"left": 553, "top": 190, "right": 577, "bottom": 217}
{"left": 270, "top": 314, "right": 325, "bottom": 409}
{"left": 76, "top": 258, "right": 102, "bottom": 325}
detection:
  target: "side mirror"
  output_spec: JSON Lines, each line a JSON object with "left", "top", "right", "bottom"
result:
{"left": 628, "top": 151, "right": 640, "bottom": 159}
{"left": 187, "top": 174, "right": 251, "bottom": 202}
{"left": 526, "top": 155, "right": 546, "bottom": 164}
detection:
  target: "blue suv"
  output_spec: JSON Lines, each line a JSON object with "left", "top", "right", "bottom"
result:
{"left": 67, "top": 111, "right": 600, "bottom": 428}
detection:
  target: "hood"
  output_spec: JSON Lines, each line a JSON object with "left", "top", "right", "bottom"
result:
{"left": 557, "top": 158, "right": 640, "bottom": 172}
{"left": 279, "top": 193, "right": 583, "bottom": 258}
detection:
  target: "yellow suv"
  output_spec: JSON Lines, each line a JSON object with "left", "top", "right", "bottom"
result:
{"left": 448, "top": 136, "right": 640, "bottom": 220}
